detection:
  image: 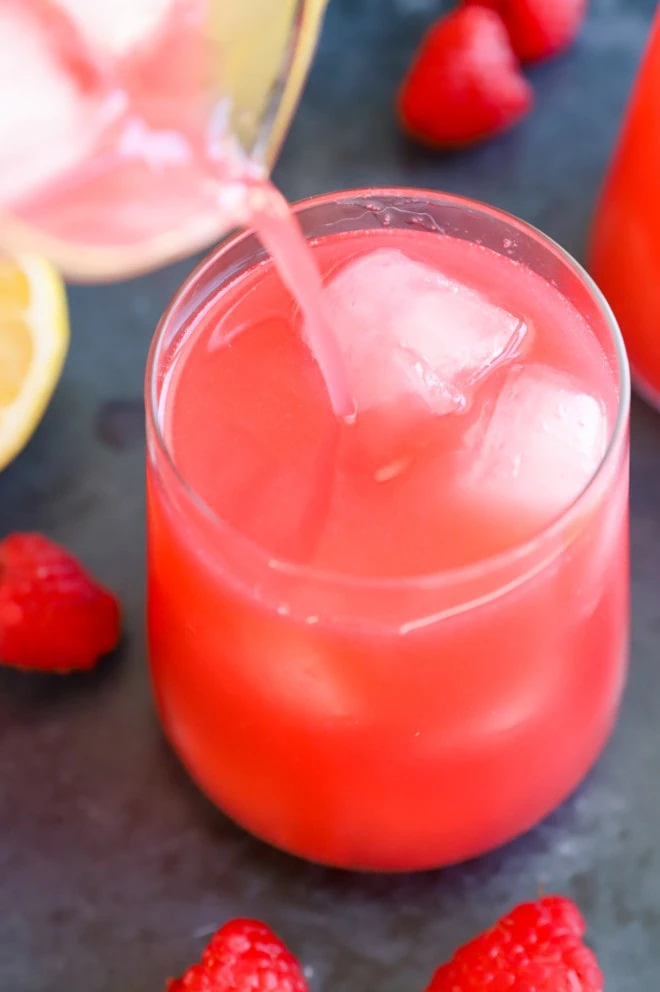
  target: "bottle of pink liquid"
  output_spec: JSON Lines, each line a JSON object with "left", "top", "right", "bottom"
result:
{"left": 590, "top": 8, "right": 660, "bottom": 408}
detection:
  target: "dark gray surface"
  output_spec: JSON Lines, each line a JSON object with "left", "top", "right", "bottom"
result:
{"left": 0, "top": 0, "right": 658, "bottom": 988}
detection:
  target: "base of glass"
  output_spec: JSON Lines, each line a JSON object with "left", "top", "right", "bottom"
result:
{"left": 160, "top": 685, "right": 625, "bottom": 872}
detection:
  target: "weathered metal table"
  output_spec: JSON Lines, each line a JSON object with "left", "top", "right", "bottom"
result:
{"left": 1, "top": 1, "right": 657, "bottom": 989}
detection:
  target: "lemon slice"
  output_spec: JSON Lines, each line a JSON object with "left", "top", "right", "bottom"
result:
{"left": 0, "top": 254, "right": 69, "bottom": 470}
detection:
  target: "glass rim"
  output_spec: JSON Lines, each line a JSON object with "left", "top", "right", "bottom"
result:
{"left": 146, "top": 185, "right": 631, "bottom": 594}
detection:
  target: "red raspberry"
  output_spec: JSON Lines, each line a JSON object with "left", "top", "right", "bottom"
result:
{"left": 398, "top": 6, "right": 533, "bottom": 148}
{"left": 426, "top": 896, "right": 604, "bottom": 991}
{"left": 0, "top": 532, "right": 120, "bottom": 672}
{"left": 467, "top": 0, "right": 588, "bottom": 64}
{"left": 167, "top": 919, "right": 309, "bottom": 992}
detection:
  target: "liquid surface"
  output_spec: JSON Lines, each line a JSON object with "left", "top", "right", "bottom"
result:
{"left": 161, "top": 228, "right": 617, "bottom": 579}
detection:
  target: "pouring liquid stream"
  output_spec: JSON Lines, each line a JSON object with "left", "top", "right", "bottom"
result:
{"left": 208, "top": 144, "right": 356, "bottom": 421}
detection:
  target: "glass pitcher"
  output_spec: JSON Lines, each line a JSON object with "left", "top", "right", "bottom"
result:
{"left": 589, "top": 9, "right": 660, "bottom": 409}
{"left": 0, "top": 0, "right": 328, "bottom": 281}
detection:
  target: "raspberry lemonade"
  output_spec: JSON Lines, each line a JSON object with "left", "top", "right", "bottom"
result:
{"left": 146, "top": 190, "right": 629, "bottom": 871}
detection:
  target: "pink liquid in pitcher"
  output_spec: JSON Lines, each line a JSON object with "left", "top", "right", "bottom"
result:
{"left": 0, "top": 0, "right": 225, "bottom": 262}
{"left": 0, "top": 0, "right": 353, "bottom": 409}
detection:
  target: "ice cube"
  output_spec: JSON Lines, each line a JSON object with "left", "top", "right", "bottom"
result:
{"left": 466, "top": 364, "right": 608, "bottom": 522}
{"left": 323, "top": 248, "right": 527, "bottom": 415}
{"left": 55, "top": 0, "right": 175, "bottom": 57}
{"left": 241, "top": 625, "right": 359, "bottom": 720}
{"left": 0, "top": 4, "right": 103, "bottom": 204}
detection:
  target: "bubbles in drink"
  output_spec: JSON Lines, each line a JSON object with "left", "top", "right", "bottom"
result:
{"left": 465, "top": 364, "right": 607, "bottom": 524}
{"left": 323, "top": 248, "right": 528, "bottom": 415}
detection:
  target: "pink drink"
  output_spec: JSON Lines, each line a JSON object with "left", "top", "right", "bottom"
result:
{"left": 147, "top": 190, "right": 629, "bottom": 870}
{"left": 589, "top": 8, "right": 660, "bottom": 409}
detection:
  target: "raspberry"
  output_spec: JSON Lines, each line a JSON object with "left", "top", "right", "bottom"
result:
{"left": 0, "top": 532, "right": 120, "bottom": 672}
{"left": 398, "top": 6, "right": 533, "bottom": 148}
{"left": 467, "top": 0, "right": 588, "bottom": 64}
{"left": 167, "top": 919, "right": 309, "bottom": 992}
{"left": 426, "top": 896, "right": 603, "bottom": 991}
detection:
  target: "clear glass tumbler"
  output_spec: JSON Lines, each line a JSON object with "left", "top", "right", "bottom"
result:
{"left": 146, "top": 189, "right": 630, "bottom": 871}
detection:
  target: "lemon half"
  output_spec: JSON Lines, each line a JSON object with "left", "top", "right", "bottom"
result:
{"left": 0, "top": 254, "right": 69, "bottom": 470}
